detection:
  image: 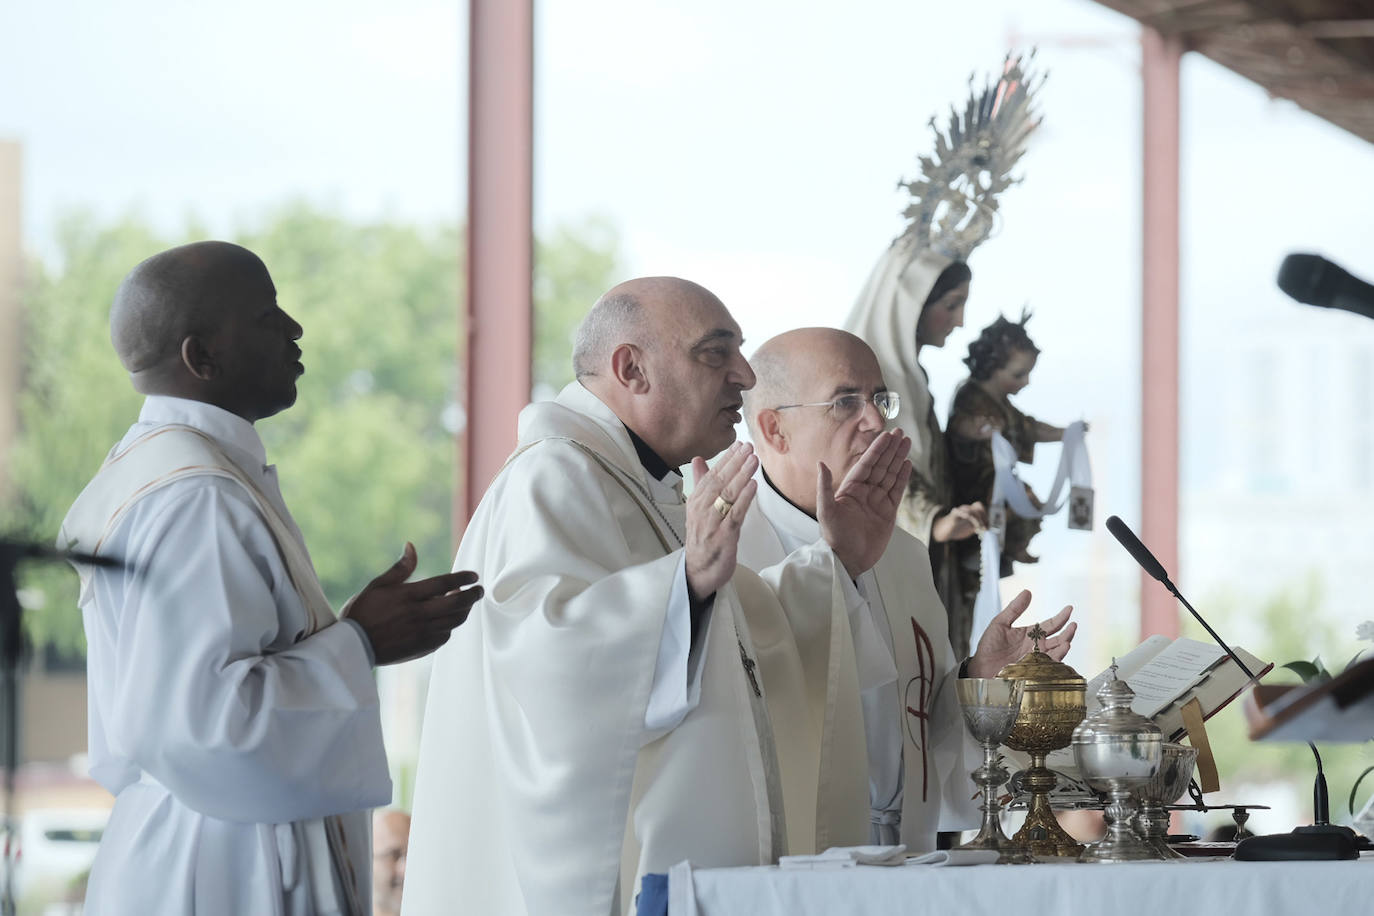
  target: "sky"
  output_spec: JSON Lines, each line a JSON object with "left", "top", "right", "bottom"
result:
{"left": 6, "top": 0, "right": 1373, "bottom": 600}
{"left": 5, "top": 0, "right": 1374, "bottom": 831}
{"left": 7, "top": 6, "right": 1374, "bottom": 640}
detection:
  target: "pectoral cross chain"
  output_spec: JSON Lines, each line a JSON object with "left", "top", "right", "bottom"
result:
{"left": 738, "top": 638, "right": 762, "bottom": 697}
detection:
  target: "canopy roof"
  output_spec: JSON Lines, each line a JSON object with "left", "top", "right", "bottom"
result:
{"left": 1093, "top": 0, "right": 1374, "bottom": 144}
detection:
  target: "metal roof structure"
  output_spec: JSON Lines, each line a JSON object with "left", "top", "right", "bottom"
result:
{"left": 1092, "top": 0, "right": 1374, "bottom": 144}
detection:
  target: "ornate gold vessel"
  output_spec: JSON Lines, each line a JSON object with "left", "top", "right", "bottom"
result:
{"left": 998, "top": 624, "right": 1087, "bottom": 858}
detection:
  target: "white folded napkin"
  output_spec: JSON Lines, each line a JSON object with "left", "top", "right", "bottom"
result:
{"left": 778, "top": 845, "right": 908, "bottom": 869}
{"left": 904, "top": 849, "right": 1001, "bottom": 867}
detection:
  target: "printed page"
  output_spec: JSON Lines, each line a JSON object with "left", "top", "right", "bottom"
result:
{"left": 1125, "top": 637, "right": 1227, "bottom": 718}
{"left": 1084, "top": 634, "right": 1173, "bottom": 713}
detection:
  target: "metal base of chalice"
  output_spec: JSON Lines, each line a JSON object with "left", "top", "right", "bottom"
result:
{"left": 955, "top": 678, "right": 1033, "bottom": 863}
{"left": 1132, "top": 743, "right": 1199, "bottom": 858}
{"left": 1081, "top": 788, "right": 1159, "bottom": 862}
{"left": 1011, "top": 755, "right": 1086, "bottom": 857}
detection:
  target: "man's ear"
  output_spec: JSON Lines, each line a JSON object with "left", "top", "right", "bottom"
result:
{"left": 609, "top": 343, "right": 649, "bottom": 394}
{"left": 181, "top": 335, "right": 218, "bottom": 381}
{"left": 754, "top": 408, "right": 788, "bottom": 454}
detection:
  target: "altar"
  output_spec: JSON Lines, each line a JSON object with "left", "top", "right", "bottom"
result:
{"left": 666, "top": 854, "right": 1374, "bottom": 915}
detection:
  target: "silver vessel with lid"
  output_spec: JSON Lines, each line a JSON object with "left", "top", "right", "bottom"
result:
{"left": 1071, "top": 662, "right": 1164, "bottom": 862}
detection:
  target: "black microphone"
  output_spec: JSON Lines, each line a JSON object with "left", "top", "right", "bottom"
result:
{"left": 1104, "top": 515, "right": 1169, "bottom": 587}
{"left": 1105, "top": 515, "right": 1254, "bottom": 680}
{"left": 1104, "top": 514, "right": 1358, "bottom": 860}
{"left": 1277, "top": 253, "right": 1374, "bottom": 321}
{"left": 0, "top": 538, "right": 125, "bottom": 916}
{"left": 0, "top": 539, "right": 121, "bottom": 569}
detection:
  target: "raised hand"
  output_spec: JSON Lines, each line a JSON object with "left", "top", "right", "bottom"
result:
{"left": 817, "top": 429, "right": 912, "bottom": 578}
{"left": 931, "top": 501, "right": 988, "bottom": 543}
{"left": 967, "top": 589, "right": 1076, "bottom": 678}
{"left": 341, "top": 542, "right": 484, "bottom": 665}
{"left": 684, "top": 441, "right": 759, "bottom": 604}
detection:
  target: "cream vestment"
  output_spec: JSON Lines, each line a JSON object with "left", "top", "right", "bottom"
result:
{"left": 403, "top": 383, "right": 848, "bottom": 916}
{"left": 738, "top": 474, "right": 979, "bottom": 851}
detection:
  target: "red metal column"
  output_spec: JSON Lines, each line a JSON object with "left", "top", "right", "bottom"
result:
{"left": 1140, "top": 28, "right": 1182, "bottom": 641}
{"left": 459, "top": 0, "right": 534, "bottom": 535}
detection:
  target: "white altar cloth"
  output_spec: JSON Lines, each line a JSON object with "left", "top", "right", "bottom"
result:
{"left": 668, "top": 852, "right": 1373, "bottom": 915}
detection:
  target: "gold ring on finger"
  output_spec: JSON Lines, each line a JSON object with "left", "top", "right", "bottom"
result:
{"left": 712, "top": 495, "right": 734, "bottom": 518}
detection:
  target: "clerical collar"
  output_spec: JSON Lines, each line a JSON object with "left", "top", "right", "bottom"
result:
{"left": 623, "top": 425, "right": 678, "bottom": 482}
{"left": 762, "top": 469, "right": 816, "bottom": 521}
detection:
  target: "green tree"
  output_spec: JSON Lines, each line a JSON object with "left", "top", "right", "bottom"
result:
{"left": 5, "top": 214, "right": 159, "bottom": 652}
{"left": 1189, "top": 573, "right": 1373, "bottom": 830}
{"left": 4, "top": 205, "right": 621, "bottom": 653}
{"left": 238, "top": 205, "right": 464, "bottom": 606}
{"left": 532, "top": 215, "right": 621, "bottom": 397}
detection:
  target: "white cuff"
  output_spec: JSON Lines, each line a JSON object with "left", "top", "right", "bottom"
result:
{"left": 339, "top": 617, "right": 376, "bottom": 668}
{"left": 643, "top": 554, "right": 710, "bottom": 732}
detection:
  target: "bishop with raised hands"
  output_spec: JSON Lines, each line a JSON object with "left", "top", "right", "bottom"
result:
{"left": 738, "top": 327, "right": 1077, "bottom": 852}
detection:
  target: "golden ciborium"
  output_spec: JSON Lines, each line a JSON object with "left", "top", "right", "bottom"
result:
{"left": 997, "top": 624, "right": 1087, "bottom": 858}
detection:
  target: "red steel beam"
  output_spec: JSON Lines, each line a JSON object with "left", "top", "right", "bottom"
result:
{"left": 1140, "top": 27, "right": 1183, "bottom": 641}
{"left": 459, "top": 0, "right": 534, "bottom": 536}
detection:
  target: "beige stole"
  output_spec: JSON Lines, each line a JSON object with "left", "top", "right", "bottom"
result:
{"left": 739, "top": 510, "right": 870, "bottom": 853}
{"left": 509, "top": 436, "right": 788, "bottom": 907}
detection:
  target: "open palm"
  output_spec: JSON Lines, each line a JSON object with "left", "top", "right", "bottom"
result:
{"left": 817, "top": 429, "right": 912, "bottom": 578}
{"left": 969, "top": 590, "right": 1077, "bottom": 677}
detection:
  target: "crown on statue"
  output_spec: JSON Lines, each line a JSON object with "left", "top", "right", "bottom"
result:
{"left": 898, "top": 51, "right": 1044, "bottom": 261}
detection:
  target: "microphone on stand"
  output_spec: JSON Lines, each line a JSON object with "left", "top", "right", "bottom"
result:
{"left": 1104, "top": 517, "right": 1256, "bottom": 681}
{"left": 1, "top": 539, "right": 125, "bottom": 916}
{"left": 1104, "top": 515, "right": 1358, "bottom": 860}
{"left": 1, "top": 538, "right": 120, "bottom": 669}
{"left": 0, "top": 539, "right": 120, "bottom": 570}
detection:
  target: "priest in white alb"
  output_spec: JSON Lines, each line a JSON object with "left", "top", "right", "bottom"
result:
{"left": 59, "top": 241, "right": 484, "bottom": 915}
{"left": 403, "top": 279, "right": 912, "bottom": 916}
{"left": 738, "top": 327, "right": 1078, "bottom": 851}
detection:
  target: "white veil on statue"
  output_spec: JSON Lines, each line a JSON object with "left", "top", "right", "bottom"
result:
{"left": 843, "top": 241, "right": 954, "bottom": 543}
{"left": 841, "top": 52, "right": 1044, "bottom": 656}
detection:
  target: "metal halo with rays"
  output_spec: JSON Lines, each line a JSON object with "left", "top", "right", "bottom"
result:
{"left": 898, "top": 51, "right": 1045, "bottom": 261}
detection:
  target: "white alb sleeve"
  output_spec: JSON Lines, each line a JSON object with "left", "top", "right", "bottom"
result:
{"left": 643, "top": 553, "right": 712, "bottom": 732}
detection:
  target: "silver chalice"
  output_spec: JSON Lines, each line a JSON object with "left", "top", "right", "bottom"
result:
{"left": 1071, "top": 664, "right": 1163, "bottom": 863}
{"left": 1132, "top": 742, "right": 1198, "bottom": 858}
{"left": 956, "top": 677, "right": 1032, "bottom": 862}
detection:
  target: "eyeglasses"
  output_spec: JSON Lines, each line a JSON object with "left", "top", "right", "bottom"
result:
{"left": 773, "top": 391, "right": 900, "bottom": 422}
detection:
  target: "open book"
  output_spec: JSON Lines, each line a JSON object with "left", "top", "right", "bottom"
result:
{"left": 1086, "top": 635, "right": 1271, "bottom": 740}
{"left": 1040, "top": 635, "right": 1272, "bottom": 773}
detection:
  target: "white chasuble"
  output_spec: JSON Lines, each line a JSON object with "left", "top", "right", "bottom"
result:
{"left": 59, "top": 396, "right": 390, "bottom": 916}
{"left": 403, "top": 383, "right": 829, "bottom": 916}
{"left": 738, "top": 477, "right": 979, "bottom": 853}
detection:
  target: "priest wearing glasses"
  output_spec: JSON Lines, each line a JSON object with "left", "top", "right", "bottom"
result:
{"left": 738, "top": 327, "right": 1078, "bottom": 852}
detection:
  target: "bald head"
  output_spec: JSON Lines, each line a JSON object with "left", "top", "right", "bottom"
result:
{"left": 109, "top": 240, "right": 304, "bottom": 422}
{"left": 111, "top": 241, "right": 268, "bottom": 375}
{"left": 573, "top": 276, "right": 721, "bottom": 379}
{"left": 744, "top": 328, "right": 878, "bottom": 434}
{"left": 572, "top": 276, "right": 755, "bottom": 466}
{"left": 746, "top": 328, "right": 891, "bottom": 513}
